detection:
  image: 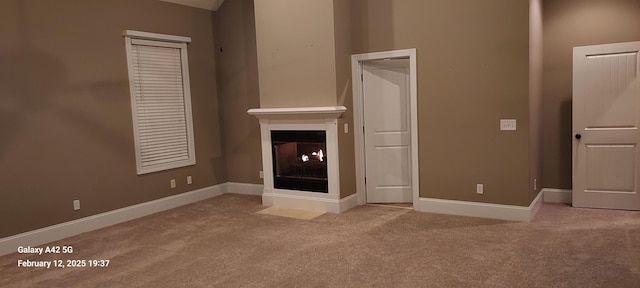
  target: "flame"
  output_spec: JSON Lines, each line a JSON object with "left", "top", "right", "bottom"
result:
{"left": 304, "top": 149, "right": 325, "bottom": 162}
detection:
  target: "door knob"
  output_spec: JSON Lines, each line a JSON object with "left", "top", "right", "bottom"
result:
{"left": 575, "top": 133, "right": 582, "bottom": 140}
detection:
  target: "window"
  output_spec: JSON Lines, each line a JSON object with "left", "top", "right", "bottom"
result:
{"left": 124, "top": 30, "right": 196, "bottom": 175}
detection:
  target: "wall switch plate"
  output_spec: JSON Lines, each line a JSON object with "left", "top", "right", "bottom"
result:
{"left": 170, "top": 179, "right": 176, "bottom": 188}
{"left": 500, "top": 119, "right": 517, "bottom": 131}
{"left": 344, "top": 123, "right": 349, "bottom": 134}
{"left": 259, "top": 171, "right": 264, "bottom": 179}
{"left": 73, "top": 200, "right": 80, "bottom": 211}
{"left": 476, "top": 184, "right": 484, "bottom": 195}
{"left": 187, "top": 176, "right": 192, "bottom": 185}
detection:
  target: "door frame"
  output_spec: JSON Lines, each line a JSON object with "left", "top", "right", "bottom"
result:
{"left": 351, "top": 49, "right": 419, "bottom": 205}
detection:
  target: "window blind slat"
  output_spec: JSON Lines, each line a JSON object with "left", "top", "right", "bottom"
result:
{"left": 135, "top": 94, "right": 185, "bottom": 98}
{"left": 132, "top": 70, "right": 183, "bottom": 77}
{"left": 141, "top": 155, "right": 189, "bottom": 165}
{"left": 141, "top": 143, "right": 187, "bottom": 151}
{"left": 141, "top": 141, "right": 187, "bottom": 154}
{"left": 139, "top": 122, "right": 186, "bottom": 128}
{"left": 144, "top": 140, "right": 187, "bottom": 153}
{"left": 138, "top": 118, "right": 186, "bottom": 124}
{"left": 139, "top": 120, "right": 185, "bottom": 126}
{"left": 140, "top": 132, "right": 187, "bottom": 141}
{"left": 139, "top": 129, "right": 186, "bottom": 137}
{"left": 141, "top": 155, "right": 190, "bottom": 167}
{"left": 137, "top": 105, "right": 185, "bottom": 111}
{"left": 135, "top": 55, "right": 181, "bottom": 61}
{"left": 141, "top": 149, "right": 188, "bottom": 159}
{"left": 136, "top": 77, "right": 181, "bottom": 82}
{"left": 141, "top": 143, "right": 188, "bottom": 153}
{"left": 139, "top": 126, "right": 185, "bottom": 132}
{"left": 139, "top": 125, "right": 186, "bottom": 132}
{"left": 137, "top": 111, "right": 185, "bottom": 117}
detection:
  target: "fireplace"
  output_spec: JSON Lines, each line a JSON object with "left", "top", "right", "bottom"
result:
{"left": 247, "top": 106, "right": 357, "bottom": 213}
{"left": 271, "top": 130, "right": 328, "bottom": 193}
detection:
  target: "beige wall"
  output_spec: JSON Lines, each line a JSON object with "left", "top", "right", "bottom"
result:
{"left": 352, "top": 0, "right": 532, "bottom": 206}
{"left": 0, "top": 0, "right": 226, "bottom": 238}
{"left": 529, "top": 0, "right": 543, "bottom": 201}
{"left": 542, "top": 0, "right": 640, "bottom": 189}
{"left": 253, "top": 0, "right": 356, "bottom": 198}
{"left": 215, "top": 0, "right": 263, "bottom": 184}
{"left": 4, "top": 0, "right": 602, "bottom": 240}
{"left": 254, "top": 0, "right": 338, "bottom": 108}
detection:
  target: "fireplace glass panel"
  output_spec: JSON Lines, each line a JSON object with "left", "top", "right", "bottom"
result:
{"left": 271, "top": 130, "right": 328, "bottom": 193}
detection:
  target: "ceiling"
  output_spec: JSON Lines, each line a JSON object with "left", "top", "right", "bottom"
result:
{"left": 158, "top": 0, "right": 225, "bottom": 11}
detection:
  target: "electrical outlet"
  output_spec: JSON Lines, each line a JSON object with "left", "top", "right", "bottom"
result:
{"left": 344, "top": 123, "right": 349, "bottom": 133}
{"left": 259, "top": 171, "right": 264, "bottom": 179}
{"left": 500, "top": 119, "right": 517, "bottom": 131}
{"left": 170, "top": 179, "right": 176, "bottom": 188}
{"left": 476, "top": 184, "right": 484, "bottom": 195}
{"left": 187, "top": 176, "right": 192, "bottom": 185}
{"left": 73, "top": 200, "right": 80, "bottom": 211}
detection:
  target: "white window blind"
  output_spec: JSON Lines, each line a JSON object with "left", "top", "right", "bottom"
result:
{"left": 124, "top": 31, "right": 195, "bottom": 175}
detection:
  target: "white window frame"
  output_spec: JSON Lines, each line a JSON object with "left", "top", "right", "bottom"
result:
{"left": 124, "top": 30, "right": 196, "bottom": 175}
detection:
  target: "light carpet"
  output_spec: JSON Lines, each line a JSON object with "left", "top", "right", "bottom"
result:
{"left": 256, "top": 206, "right": 325, "bottom": 220}
{"left": 1, "top": 194, "right": 639, "bottom": 288}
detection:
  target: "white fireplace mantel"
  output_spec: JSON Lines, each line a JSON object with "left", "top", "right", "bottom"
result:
{"left": 247, "top": 105, "right": 355, "bottom": 213}
{"left": 247, "top": 106, "right": 347, "bottom": 120}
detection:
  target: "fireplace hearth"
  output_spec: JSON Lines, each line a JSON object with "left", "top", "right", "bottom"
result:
{"left": 271, "top": 130, "right": 328, "bottom": 193}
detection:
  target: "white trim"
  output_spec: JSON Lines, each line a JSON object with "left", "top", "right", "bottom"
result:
{"left": 0, "top": 184, "right": 226, "bottom": 256}
{"left": 262, "top": 191, "right": 358, "bottom": 214}
{"left": 530, "top": 189, "right": 544, "bottom": 218}
{"left": 247, "top": 106, "right": 347, "bottom": 120}
{"left": 338, "top": 194, "right": 360, "bottom": 213}
{"left": 543, "top": 188, "right": 572, "bottom": 204}
{"left": 414, "top": 190, "right": 544, "bottom": 222}
{"left": 248, "top": 107, "right": 345, "bottom": 214}
{"left": 131, "top": 38, "right": 185, "bottom": 49}
{"left": 226, "top": 182, "right": 264, "bottom": 196}
{"left": 124, "top": 33, "right": 196, "bottom": 175}
{"left": 351, "top": 49, "right": 419, "bottom": 205}
{"left": 123, "top": 30, "right": 191, "bottom": 43}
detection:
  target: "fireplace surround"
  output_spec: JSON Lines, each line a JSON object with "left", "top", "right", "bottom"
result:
{"left": 248, "top": 106, "right": 356, "bottom": 213}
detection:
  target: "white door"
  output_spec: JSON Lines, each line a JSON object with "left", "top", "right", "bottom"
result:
{"left": 363, "top": 59, "right": 412, "bottom": 203}
{"left": 573, "top": 41, "right": 640, "bottom": 210}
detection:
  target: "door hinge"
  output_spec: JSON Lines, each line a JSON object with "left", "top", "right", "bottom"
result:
{"left": 364, "top": 177, "right": 367, "bottom": 184}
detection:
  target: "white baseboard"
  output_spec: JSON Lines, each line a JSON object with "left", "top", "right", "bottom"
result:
{"left": 226, "top": 182, "right": 264, "bottom": 196}
{"left": 543, "top": 188, "right": 572, "bottom": 204}
{"left": 414, "top": 190, "right": 544, "bottom": 222}
{"left": 338, "top": 194, "right": 359, "bottom": 213}
{"left": 2, "top": 182, "right": 553, "bottom": 257}
{"left": 530, "top": 190, "right": 544, "bottom": 218}
{"left": 0, "top": 183, "right": 229, "bottom": 257}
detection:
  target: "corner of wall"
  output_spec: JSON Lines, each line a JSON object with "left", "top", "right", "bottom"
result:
{"left": 333, "top": 0, "right": 357, "bottom": 198}
{"left": 529, "top": 0, "right": 544, "bottom": 204}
